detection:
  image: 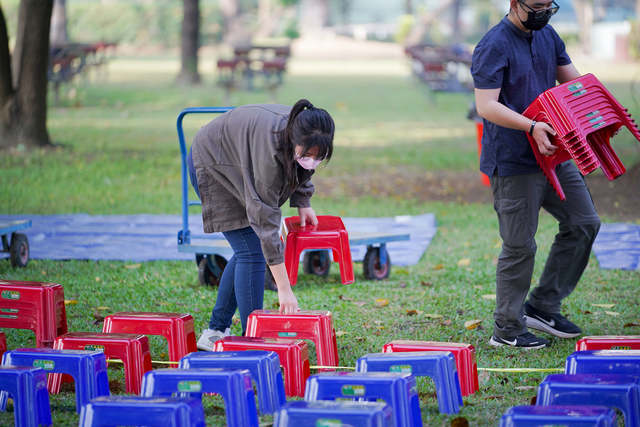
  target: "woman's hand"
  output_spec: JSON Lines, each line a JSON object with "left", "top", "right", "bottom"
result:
{"left": 298, "top": 206, "right": 318, "bottom": 227}
{"left": 268, "top": 263, "right": 300, "bottom": 314}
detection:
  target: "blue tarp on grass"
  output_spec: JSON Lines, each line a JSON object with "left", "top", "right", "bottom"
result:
{"left": 0, "top": 213, "right": 437, "bottom": 266}
{"left": 592, "top": 223, "right": 640, "bottom": 271}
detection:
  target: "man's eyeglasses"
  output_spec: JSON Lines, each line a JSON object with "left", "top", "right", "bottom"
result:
{"left": 518, "top": 0, "right": 560, "bottom": 18}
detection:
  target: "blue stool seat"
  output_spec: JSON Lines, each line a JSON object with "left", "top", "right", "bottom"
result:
{"left": 274, "top": 400, "right": 393, "bottom": 427}
{"left": 304, "top": 371, "right": 422, "bottom": 427}
{"left": 1, "top": 348, "right": 109, "bottom": 413}
{"left": 500, "top": 405, "right": 617, "bottom": 426}
{"left": 79, "top": 395, "right": 205, "bottom": 427}
{"left": 356, "top": 351, "right": 462, "bottom": 414}
{"left": 141, "top": 368, "right": 258, "bottom": 427}
{"left": 566, "top": 350, "right": 640, "bottom": 376}
{"left": 537, "top": 373, "right": 640, "bottom": 427}
{"left": 0, "top": 366, "right": 52, "bottom": 427}
{"left": 179, "top": 350, "right": 285, "bottom": 414}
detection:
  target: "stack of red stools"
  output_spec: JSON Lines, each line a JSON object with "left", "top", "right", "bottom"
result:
{"left": 102, "top": 312, "right": 197, "bottom": 367}
{"left": 284, "top": 215, "right": 354, "bottom": 285}
{"left": 523, "top": 73, "right": 640, "bottom": 200}
{"left": 0, "top": 331, "right": 6, "bottom": 358}
{"left": 0, "top": 280, "right": 68, "bottom": 347}
{"left": 382, "top": 340, "right": 479, "bottom": 397}
{"left": 576, "top": 335, "right": 640, "bottom": 351}
{"left": 246, "top": 310, "right": 339, "bottom": 370}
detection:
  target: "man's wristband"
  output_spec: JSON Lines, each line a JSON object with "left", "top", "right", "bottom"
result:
{"left": 529, "top": 120, "right": 537, "bottom": 136}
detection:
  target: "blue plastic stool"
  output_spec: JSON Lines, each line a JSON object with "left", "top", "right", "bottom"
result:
{"left": 566, "top": 350, "right": 640, "bottom": 376}
{"left": 304, "top": 371, "right": 422, "bottom": 427}
{"left": 141, "top": 368, "right": 259, "bottom": 427}
{"left": 179, "top": 350, "right": 285, "bottom": 414}
{"left": 356, "top": 351, "right": 462, "bottom": 414}
{"left": 500, "top": 405, "right": 618, "bottom": 426}
{"left": 274, "top": 400, "right": 394, "bottom": 427}
{"left": 0, "top": 366, "right": 52, "bottom": 427}
{"left": 537, "top": 373, "right": 640, "bottom": 427}
{"left": 1, "top": 348, "right": 109, "bottom": 413}
{"left": 78, "top": 395, "right": 205, "bottom": 427}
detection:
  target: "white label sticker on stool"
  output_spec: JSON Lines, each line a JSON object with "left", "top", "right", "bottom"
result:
{"left": 390, "top": 364, "right": 412, "bottom": 373}
{"left": 178, "top": 380, "right": 202, "bottom": 392}
{"left": 341, "top": 385, "right": 365, "bottom": 396}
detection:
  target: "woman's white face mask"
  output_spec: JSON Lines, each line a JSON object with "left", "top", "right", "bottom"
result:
{"left": 295, "top": 155, "right": 322, "bottom": 170}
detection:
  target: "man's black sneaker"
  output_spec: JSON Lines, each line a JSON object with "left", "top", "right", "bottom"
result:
{"left": 524, "top": 302, "right": 582, "bottom": 339}
{"left": 489, "top": 332, "right": 549, "bottom": 349}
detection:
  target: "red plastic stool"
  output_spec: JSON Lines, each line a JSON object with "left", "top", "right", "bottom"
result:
{"left": 246, "top": 310, "right": 339, "bottom": 370}
{"left": 213, "top": 336, "right": 310, "bottom": 397}
{"left": 0, "top": 280, "right": 68, "bottom": 347}
{"left": 0, "top": 332, "right": 6, "bottom": 359}
{"left": 576, "top": 335, "right": 640, "bottom": 351}
{"left": 382, "top": 340, "right": 479, "bottom": 396}
{"left": 284, "top": 215, "right": 354, "bottom": 285}
{"left": 102, "top": 312, "right": 197, "bottom": 366}
{"left": 49, "top": 332, "right": 152, "bottom": 394}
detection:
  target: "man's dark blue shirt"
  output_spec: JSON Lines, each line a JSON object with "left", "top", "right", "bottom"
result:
{"left": 471, "top": 16, "right": 571, "bottom": 177}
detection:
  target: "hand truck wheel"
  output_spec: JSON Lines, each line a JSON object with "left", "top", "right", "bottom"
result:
{"left": 363, "top": 247, "right": 390, "bottom": 280}
{"left": 197, "top": 254, "right": 227, "bottom": 287}
{"left": 302, "top": 250, "right": 331, "bottom": 277}
{"left": 10, "top": 233, "right": 29, "bottom": 268}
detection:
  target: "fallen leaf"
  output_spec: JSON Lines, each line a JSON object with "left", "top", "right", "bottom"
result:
{"left": 95, "top": 277, "right": 101, "bottom": 282}
{"left": 592, "top": 303, "right": 615, "bottom": 308}
{"left": 473, "top": 285, "right": 483, "bottom": 290}
{"left": 64, "top": 299, "right": 78, "bottom": 305}
{"left": 457, "top": 258, "right": 471, "bottom": 267}
{"left": 353, "top": 301, "right": 366, "bottom": 307}
{"left": 605, "top": 311, "right": 620, "bottom": 317}
{"left": 441, "top": 319, "right": 452, "bottom": 326}
{"left": 335, "top": 330, "right": 347, "bottom": 337}
{"left": 96, "top": 306, "right": 110, "bottom": 311}
{"left": 432, "top": 264, "right": 444, "bottom": 270}
{"left": 398, "top": 282, "right": 407, "bottom": 288}
{"left": 420, "top": 280, "right": 432, "bottom": 287}
{"left": 464, "top": 319, "right": 482, "bottom": 330}
{"left": 450, "top": 416, "right": 469, "bottom": 427}
{"left": 374, "top": 298, "right": 389, "bottom": 307}
{"left": 406, "top": 309, "right": 418, "bottom": 316}
{"left": 515, "top": 386, "right": 537, "bottom": 391}
{"left": 623, "top": 322, "right": 640, "bottom": 328}
{"left": 485, "top": 395, "right": 504, "bottom": 400}
{"left": 124, "top": 263, "right": 141, "bottom": 269}
{"left": 482, "top": 294, "right": 496, "bottom": 300}
{"left": 478, "top": 371, "right": 490, "bottom": 385}
{"left": 424, "top": 313, "right": 443, "bottom": 319}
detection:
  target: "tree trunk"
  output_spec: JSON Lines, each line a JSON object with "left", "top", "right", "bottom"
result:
{"left": 405, "top": 0, "right": 413, "bottom": 15}
{"left": 572, "top": 0, "right": 593, "bottom": 55}
{"left": 50, "top": 0, "right": 68, "bottom": 47}
{"left": 0, "top": 0, "right": 53, "bottom": 149}
{"left": 405, "top": 0, "right": 455, "bottom": 46}
{"left": 451, "top": 0, "right": 462, "bottom": 44}
{"left": 177, "top": 0, "right": 200, "bottom": 85}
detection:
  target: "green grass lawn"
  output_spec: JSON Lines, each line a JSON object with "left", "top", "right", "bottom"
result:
{"left": 1, "top": 55, "right": 639, "bottom": 426}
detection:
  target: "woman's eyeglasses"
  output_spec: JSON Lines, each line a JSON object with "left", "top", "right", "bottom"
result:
{"left": 518, "top": 0, "right": 560, "bottom": 18}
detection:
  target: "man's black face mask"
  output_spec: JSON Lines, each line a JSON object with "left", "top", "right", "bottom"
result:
{"left": 518, "top": 0, "right": 559, "bottom": 31}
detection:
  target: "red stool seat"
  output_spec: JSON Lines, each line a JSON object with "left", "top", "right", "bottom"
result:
{"left": 213, "top": 336, "right": 310, "bottom": 397}
{"left": 102, "top": 312, "right": 197, "bottom": 365}
{"left": 0, "top": 332, "right": 6, "bottom": 359}
{"left": 0, "top": 280, "right": 68, "bottom": 347}
{"left": 246, "top": 310, "right": 338, "bottom": 369}
{"left": 576, "top": 335, "right": 640, "bottom": 351}
{"left": 382, "top": 340, "right": 479, "bottom": 396}
{"left": 50, "top": 332, "right": 152, "bottom": 394}
{"left": 284, "top": 215, "right": 354, "bottom": 285}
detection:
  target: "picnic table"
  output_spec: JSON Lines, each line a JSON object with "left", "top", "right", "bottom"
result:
{"left": 405, "top": 43, "right": 473, "bottom": 93}
{"left": 216, "top": 44, "right": 290, "bottom": 102}
{"left": 48, "top": 41, "right": 117, "bottom": 103}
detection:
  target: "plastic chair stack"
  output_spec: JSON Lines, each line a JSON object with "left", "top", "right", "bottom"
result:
{"left": 246, "top": 309, "right": 339, "bottom": 370}
{"left": 274, "top": 401, "right": 394, "bottom": 427}
{"left": 0, "top": 280, "right": 68, "bottom": 348}
{"left": 180, "top": 350, "right": 286, "bottom": 414}
{"left": 576, "top": 335, "right": 640, "bottom": 351}
{"left": 141, "top": 368, "right": 259, "bottom": 427}
{"left": 522, "top": 73, "right": 640, "bottom": 200}
{"left": 102, "top": 312, "right": 197, "bottom": 367}
{"left": 500, "top": 405, "right": 617, "bottom": 426}
{"left": 383, "top": 339, "right": 479, "bottom": 396}
{"left": 356, "top": 351, "right": 462, "bottom": 414}
{"left": 565, "top": 349, "right": 640, "bottom": 376}
{"left": 49, "top": 332, "right": 152, "bottom": 394}
{"left": 0, "top": 332, "right": 5, "bottom": 359}
{"left": 213, "top": 336, "right": 310, "bottom": 397}
{"left": 0, "top": 366, "right": 52, "bottom": 427}
{"left": 1, "top": 348, "right": 109, "bottom": 412}
{"left": 79, "top": 395, "right": 205, "bottom": 427}
{"left": 284, "top": 215, "right": 354, "bottom": 285}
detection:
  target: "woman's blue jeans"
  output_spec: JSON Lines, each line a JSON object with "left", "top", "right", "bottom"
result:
{"left": 188, "top": 147, "right": 266, "bottom": 335}
{"left": 209, "top": 227, "right": 266, "bottom": 335}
